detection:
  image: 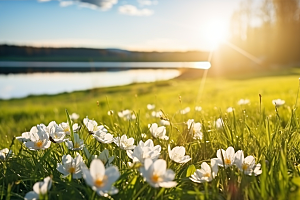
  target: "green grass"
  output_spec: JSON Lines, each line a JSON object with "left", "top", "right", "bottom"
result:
{"left": 1, "top": 68, "right": 300, "bottom": 199}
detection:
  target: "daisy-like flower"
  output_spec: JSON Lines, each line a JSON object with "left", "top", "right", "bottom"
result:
{"left": 83, "top": 117, "right": 107, "bottom": 134}
{"left": 253, "top": 163, "right": 262, "bottom": 176}
{"left": 65, "top": 133, "right": 84, "bottom": 151}
{"left": 59, "top": 122, "right": 80, "bottom": 135}
{"left": 140, "top": 158, "right": 177, "bottom": 188}
{"left": 114, "top": 135, "right": 135, "bottom": 150}
{"left": 57, "top": 153, "right": 84, "bottom": 179}
{"left": 186, "top": 119, "right": 203, "bottom": 140}
{"left": 148, "top": 123, "right": 169, "bottom": 140}
{"left": 235, "top": 150, "right": 262, "bottom": 176}
{"left": 127, "top": 139, "right": 161, "bottom": 164}
{"left": 168, "top": 145, "right": 191, "bottom": 164}
{"left": 70, "top": 113, "right": 80, "bottom": 120}
{"left": 82, "top": 159, "right": 120, "bottom": 196}
{"left": 215, "top": 118, "right": 224, "bottom": 129}
{"left": 160, "top": 119, "right": 170, "bottom": 126}
{"left": 47, "top": 121, "right": 65, "bottom": 143}
{"left": 16, "top": 131, "right": 31, "bottom": 143}
{"left": 190, "top": 159, "right": 218, "bottom": 183}
{"left": 0, "top": 148, "right": 13, "bottom": 160}
{"left": 238, "top": 99, "right": 250, "bottom": 105}
{"left": 216, "top": 146, "right": 235, "bottom": 168}
{"left": 147, "top": 104, "right": 155, "bottom": 110}
{"left": 195, "top": 106, "right": 202, "bottom": 112}
{"left": 272, "top": 99, "right": 285, "bottom": 107}
{"left": 118, "top": 110, "right": 136, "bottom": 120}
{"left": 25, "top": 124, "right": 51, "bottom": 150}
{"left": 180, "top": 107, "right": 190, "bottom": 115}
{"left": 93, "top": 131, "right": 114, "bottom": 144}
{"left": 24, "top": 176, "right": 52, "bottom": 200}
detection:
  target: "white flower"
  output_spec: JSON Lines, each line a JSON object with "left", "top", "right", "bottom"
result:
{"left": 180, "top": 107, "right": 190, "bottom": 114}
{"left": 59, "top": 122, "right": 80, "bottom": 135}
{"left": 187, "top": 119, "right": 203, "bottom": 140}
{"left": 216, "top": 146, "right": 235, "bottom": 168}
{"left": 57, "top": 153, "right": 84, "bottom": 179}
{"left": 0, "top": 148, "right": 13, "bottom": 160}
{"left": 114, "top": 135, "right": 135, "bottom": 150}
{"left": 215, "top": 118, "right": 224, "bottom": 129}
{"left": 127, "top": 139, "right": 161, "bottom": 164}
{"left": 148, "top": 123, "right": 169, "bottom": 140}
{"left": 151, "top": 111, "right": 163, "bottom": 118}
{"left": 195, "top": 106, "right": 202, "bottom": 112}
{"left": 95, "top": 149, "right": 115, "bottom": 168}
{"left": 47, "top": 121, "right": 65, "bottom": 143}
{"left": 253, "top": 163, "right": 262, "bottom": 176}
{"left": 24, "top": 176, "right": 52, "bottom": 200}
{"left": 140, "top": 158, "right": 177, "bottom": 188}
{"left": 238, "top": 99, "right": 250, "bottom": 105}
{"left": 168, "top": 145, "right": 191, "bottom": 164}
{"left": 160, "top": 119, "right": 170, "bottom": 126}
{"left": 93, "top": 132, "right": 114, "bottom": 144}
{"left": 65, "top": 133, "right": 84, "bottom": 151}
{"left": 118, "top": 110, "right": 136, "bottom": 120}
{"left": 235, "top": 150, "right": 262, "bottom": 176}
{"left": 272, "top": 99, "right": 285, "bottom": 107}
{"left": 190, "top": 159, "right": 218, "bottom": 183}
{"left": 83, "top": 117, "right": 107, "bottom": 134}
{"left": 82, "top": 159, "right": 120, "bottom": 196}
{"left": 16, "top": 131, "right": 31, "bottom": 143}
{"left": 227, "top": 107, "right": 234, "bottom": 112}
{"left": 25, "top": 124, "right": 51, "bottom": 150}
{"left": 70, "top": 113, "right": 80, "bottom": 120}
{"left": 147, "top": 104, "right": 155, "bottom": 110}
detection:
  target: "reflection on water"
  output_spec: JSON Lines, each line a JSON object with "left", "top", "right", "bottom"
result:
{"left": 0, "top": 69, "right": 180, "bottom": 99}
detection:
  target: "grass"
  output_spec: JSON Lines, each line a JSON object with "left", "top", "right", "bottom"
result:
{"left": 1, "top": 68, "right": 300, "bottom": 199}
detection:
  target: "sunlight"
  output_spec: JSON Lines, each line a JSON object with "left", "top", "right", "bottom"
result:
{"left": 203, "top": 19, "right": 229, "bottom": 50}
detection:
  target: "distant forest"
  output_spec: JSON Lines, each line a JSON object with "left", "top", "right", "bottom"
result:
{"left": 0, "top": 45, "right": 209, "bottom": 62}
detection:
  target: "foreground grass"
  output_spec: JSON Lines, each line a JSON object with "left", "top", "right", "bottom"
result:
{"left": 1, "top": 68, "right": 300, "bottom": 199}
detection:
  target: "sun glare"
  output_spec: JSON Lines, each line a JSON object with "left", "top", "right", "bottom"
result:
{"left": 203, "top": 20, "right": 229, "bottom": 50}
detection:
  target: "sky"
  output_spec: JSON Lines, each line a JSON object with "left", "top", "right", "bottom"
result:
{"left": 0, "top": 0, "right": 243, "bottom": 52}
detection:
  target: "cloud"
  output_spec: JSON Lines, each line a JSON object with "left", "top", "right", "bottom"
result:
{"left": 59, "top": 1, "right": 74, "bottom": 7}
{"left": 79, "top": 0, "right": 118, "bottom": 10}
{"left": 39, "top": 0, "right": 118, "bottom": 11}
{"left": 137, "top": 0, "right": 158, "bottom": 6}
{"left": 119, "top": 5, "right": 153, "bottom": 16}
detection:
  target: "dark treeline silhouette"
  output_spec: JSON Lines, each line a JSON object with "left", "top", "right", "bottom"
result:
{"left": 0, "top": 44, "right": 209, "bottom": 62}
{"left": 216, "top": 0, "right": 300, "bottom": 71}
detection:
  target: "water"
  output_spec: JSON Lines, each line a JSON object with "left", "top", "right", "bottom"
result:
{"left": 0, "top": 69, "right": 181, "bottom": 99}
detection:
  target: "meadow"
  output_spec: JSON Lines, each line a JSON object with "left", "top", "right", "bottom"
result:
{"left": 1, "top": 68, "right": 300, "bottom": 200}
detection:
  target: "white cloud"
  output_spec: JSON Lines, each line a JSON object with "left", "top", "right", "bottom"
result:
{"left": 119, "top": 5, "right": 153, "bottom": 16}
{"left": 38, "top": 0, "right": 51, "bottom": 2}
{"left": 79, "top": 0, "right": 118, "bottom": 11}
{"left": 137, "top": 0, "right": 158, "bottom": 6}
{"left": 59, "top": 1, "right": 74, "bottom": 7}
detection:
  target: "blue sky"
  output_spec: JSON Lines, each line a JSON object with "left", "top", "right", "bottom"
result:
{"left": 0, "top": 0, "right": 243, "bottom": 51}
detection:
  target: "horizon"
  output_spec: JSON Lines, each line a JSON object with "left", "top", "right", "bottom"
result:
{"left": 0, "top": 0, "right": 243, "bottom": 52}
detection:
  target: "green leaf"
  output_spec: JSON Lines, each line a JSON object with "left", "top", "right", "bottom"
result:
{"left": 186, "top": 164, "right": 196, "bottom": 177}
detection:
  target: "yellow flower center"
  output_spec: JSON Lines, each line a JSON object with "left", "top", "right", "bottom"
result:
{"left": 224, "top": 158, "right": 231, "bottom": 165}
{"left": 68, "top": 166, "right": 76, "bottom": 174}
{"left": 151, "top": 174, "right": 162, "bottom": 183}
{"left": 242, "top": 163, "right": 249, "bottom": 171}
{"left": 94, "top": 175, "right": 107, "bottom": 187}
{"left": 204, "top": 172, "right": 211, "bottom": 178}
{"left": 35, "top": 140, "right": 43, "bottom": 148}
{"left": 64, "top": 127, "right": 70, "bottom": 132}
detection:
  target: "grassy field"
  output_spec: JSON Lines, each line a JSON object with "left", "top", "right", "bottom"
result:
{"left": 1, "top": 68, "right": 300, "bottom": 199}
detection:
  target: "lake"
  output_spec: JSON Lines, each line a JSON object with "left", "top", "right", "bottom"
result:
{"left": 0, "top": 61, "right": 210, "bottom": 100}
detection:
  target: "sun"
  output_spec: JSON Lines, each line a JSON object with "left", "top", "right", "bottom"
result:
{"left": 202, "top": 19, "right": 229, "bottom": 50}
